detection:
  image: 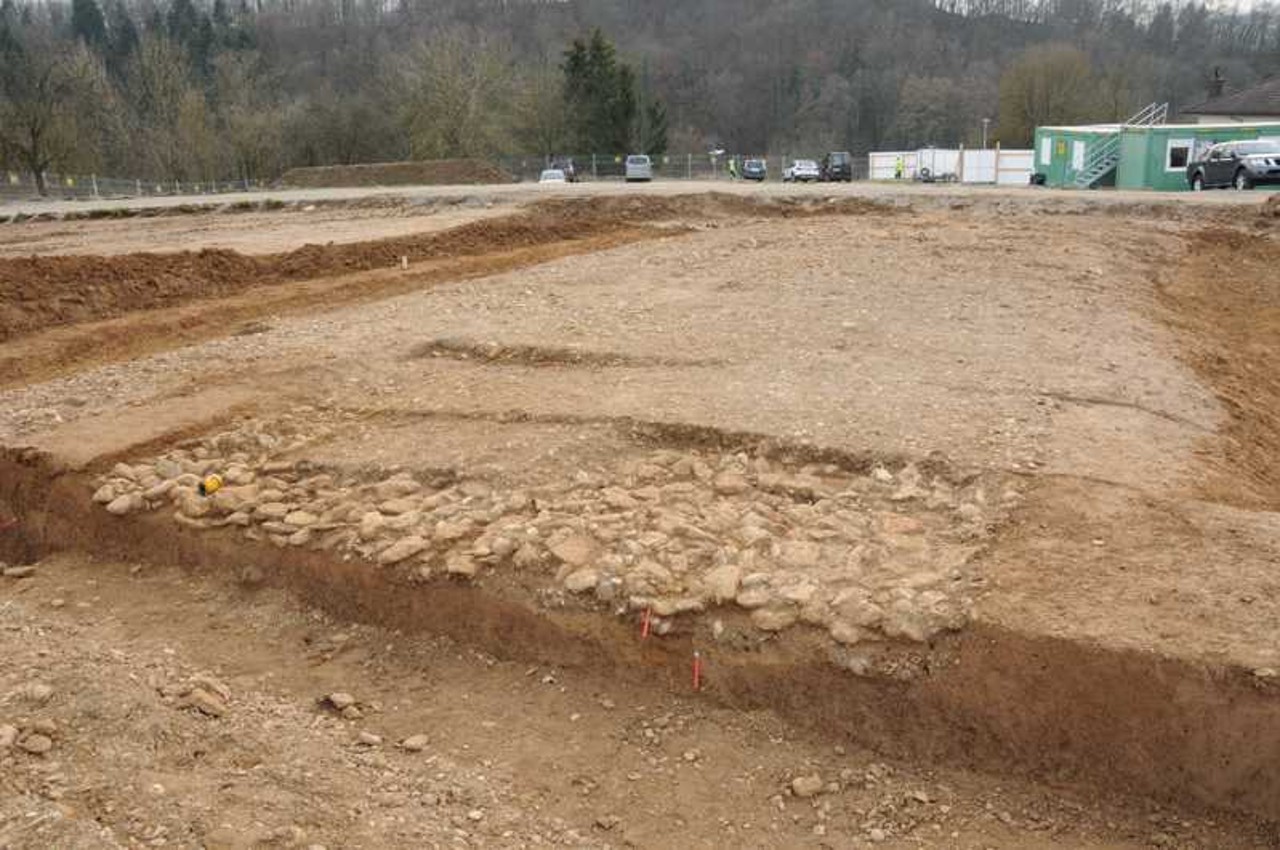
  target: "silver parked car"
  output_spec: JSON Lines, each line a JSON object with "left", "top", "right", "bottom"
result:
{"left": 625, "top": 154, "right": 653, "bottom": 182}
{"left": 783, "top": 159, "right": 821, "bottom": 182}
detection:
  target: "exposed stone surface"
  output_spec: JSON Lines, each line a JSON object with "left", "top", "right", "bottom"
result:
{"left": 91, "top": 415, "right": 1013, "bottom": 650}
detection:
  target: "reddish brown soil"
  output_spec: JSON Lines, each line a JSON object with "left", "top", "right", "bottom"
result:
{"left": 3, "top": 444, "right": 1280, "bottom": 831}
{"left": 279, "top": 158, "right": 515, "bottom": 188}
{"left": 0, "top": 193, "right": 894, "bottom": 345}
{"left": 0, "top": 230, "right": 665, "bottom": 390}
{"left": 0, "top": 210, "right": 628, "bottom": 342}
{"left": 1154, "top": 225, "right": 1280, "bottom": 509}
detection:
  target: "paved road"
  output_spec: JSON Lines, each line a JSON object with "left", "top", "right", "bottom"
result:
{"left": 1, "top": 177, "right": 1274, "bottom": 216}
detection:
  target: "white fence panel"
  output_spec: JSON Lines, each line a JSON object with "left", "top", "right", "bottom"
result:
{"left": 962, "top": 150, "right": 996, "bottom": 183}
{"left": 870, "top": 147, "right": 1035, "bottom": 184}
{"left": 869, "top": 151, "right": 918, "bottom": 180}
{"left": 917, "top": 148, "right": 960, "bottom": 179}
{"left": 996, "top": 149, "right": 1035, "bottom": 185}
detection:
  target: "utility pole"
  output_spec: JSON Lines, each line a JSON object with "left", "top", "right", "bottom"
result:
{"left": 982, "top": 118, "right": 991, "bottom": 150}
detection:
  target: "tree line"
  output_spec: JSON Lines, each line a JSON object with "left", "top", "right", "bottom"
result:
{"left": 2, "top": 0, "right": 1278, "bottom": 189}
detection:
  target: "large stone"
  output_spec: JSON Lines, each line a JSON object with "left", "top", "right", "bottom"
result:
{"left": 433, "top": 518, "right": 472, "bottom": 542}
{"left": 791, "top": 774, "right": 824, "bottom": 798}
{"left": 181, "top": 688, "right": 227, "bottom": 717}
{"left": 154, "top": 458, "right": 183, "bottom": 480}
{"left": 18, "top": 734, "right": 53, "bottom": 755}
{"left": 358, "top": 511, "right": 385, "bottom": 541}
{"left": 177, "top": 491, "right": 212, "bottom": 519}
{"left": 401, "top": 734, "right": 429, "bottom": 752}
{"left": 829, "top": 620, "right": 864, "bottom": 645}
{"left": 712, "top": 471, "right": 750, "bottom": 495}
{"left": 378, "top": 536, "right": 427, "bottom": 565}
{"left": 111, "top": 462, "right": 140, "bottom": 482}
{"left": 563, "top": 568, "right": 599, "bottom": 593}
{"left": 601, "top": 487, "right": 638, "bottom": 510}
{"left": 446, "top": 553, "right": 480, "bottom": 577}
{"left": 881, "top": 603, "right": 933, "bottom": 643}
{"left": 211, "top": 486, "right": 256, "bottom": 515}
{"left": 650, "top": 596, "right": 705, "bottom": 616}
{"left": 106, "top": 492, "right": 144, "bottom": 516}
{"left": 378, "top": 498, "right": 418, "bottom": 516}
{"left": 780, "top": 582, "right": 818, "bottom": 605}
{"left": 880, "top": 513, "right": 925, "bottom": 535}
{"left": 777, "top": 540, "right": 821, "bottom": 569}
{"left": 144, "top": 480, "right": 176, "bottom": 501}
{"left": 284, "top": 510, "right": 319, "bottom": 527}
{"left": 513, "top": 543, "right": 543, "bottom": 569}
{"left": 700, "top": 563, "right": 742, "bottom": 603}
{"left": 222, "top": 465, "right": 255, "bottom": 486}
{"left": 255, "top": 502, "right": 291, "bottom": 522}
{"left": 489, "top": 536, "right": 517, "bottom": 558}
{"left": 751, "top": 606, "right": 798, "bottom": 631}
{"left": 373, "top": 476, "right": 422, "bottom": 500}
{"left": 92, "top": 484, "right": 117, "bottom": 504}
{"left": 0, "top": 724, "right": 17, "bottom": 748}
{"left": 735, "top": 585, "right": 773, "bottom": 609}
{"left": 327, "top": 692, "right": 356, "bottom": 710}
{"left": 549, "top": 534, "right": 596, "bottom": 567}
{"left": 625, "top": 560, "right": 676, "bottom": 596}
{"left": 832, "top": 585, "right": 881, "bottom": 616}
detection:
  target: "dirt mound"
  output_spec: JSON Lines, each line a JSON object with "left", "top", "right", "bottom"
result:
{"left": 0, "top": 194, "right": 892, "bottom": 344}
{"left": 531, "top": 191, "right": 894, "bottom": 223}
{"left": 280, "top": 159, "right": 514, "bottom": 188}
{"left": 407, "top": 337, "right": 719, "bottom": 368}
{"left": 1155, "top": 226, "right": 1280, "bottom": 509}
{"left": 1264, "top": 193, "right": 1280, "bottom": 220}
{"left": 0, "top": 209, "right": 628, "bottom": 342}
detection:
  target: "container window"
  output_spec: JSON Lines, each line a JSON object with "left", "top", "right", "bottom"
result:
{"left": 1039, "top": 136, "right": 1051, "bottom": 165}
{"left": 1166, "top": 139, "right": 1193, "bottom": 171}
{"left": 1071, "top": 140, "right": 1085, "bottom": 171}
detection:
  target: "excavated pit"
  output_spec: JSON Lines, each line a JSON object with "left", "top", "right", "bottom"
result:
{"left": 4, "top": 437, "right": 1280, "bottom": 824}
{"left": 6, "top": 191, "right": 1280, "bottom": 841}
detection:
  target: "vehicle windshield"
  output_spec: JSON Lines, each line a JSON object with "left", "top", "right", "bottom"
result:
{"left": 797, "top": 160, "right": 818, "bottom": 168}
{"left": 627, "top": 156, "right": 649, "bottom": 165}
{"left": 1232, "top": 141, "right": 1280, "bottom": 156}
{"left": 745, "top": 159, "right": 764, "bottom": 167}
{"left": 829, "top": 153, "right": 850, "bottom": 163}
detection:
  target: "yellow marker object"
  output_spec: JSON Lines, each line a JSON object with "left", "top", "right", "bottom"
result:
{"left": 198, "top": 474, "right": 224, "bottom": 497}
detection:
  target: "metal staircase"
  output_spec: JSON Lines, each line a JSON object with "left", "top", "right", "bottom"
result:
{"left": 1072, "top": 101, "right": 1168, "bottom": 188}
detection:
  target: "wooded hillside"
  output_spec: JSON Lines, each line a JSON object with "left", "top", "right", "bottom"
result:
{"left": 2, "top": 0, "right": 1278, "bottom": 185}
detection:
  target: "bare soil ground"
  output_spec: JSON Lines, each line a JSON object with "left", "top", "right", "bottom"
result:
{"left": 3, "top": 186, "right": 1280, "bottom": 846}
{"left": 6, "top": 554, "right": 1269, "bottom": 849}
{"left": 0, "top": 200, "right": 512, "bottom": 258}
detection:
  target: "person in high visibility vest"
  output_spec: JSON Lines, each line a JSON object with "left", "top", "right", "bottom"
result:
{"left": 894, "top": 156, "right": 905, "bottom": 180}
{"left": 728, "top": 157, "right": 738, "bottom": 180}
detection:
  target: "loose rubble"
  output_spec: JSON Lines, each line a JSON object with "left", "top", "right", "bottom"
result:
{"left": 90, "top": 410, "right": 1018, "bottom": 651}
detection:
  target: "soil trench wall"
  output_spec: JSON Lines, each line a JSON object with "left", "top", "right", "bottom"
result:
{"left": 2, "top": 445, "right": 1278, "bottom": 822}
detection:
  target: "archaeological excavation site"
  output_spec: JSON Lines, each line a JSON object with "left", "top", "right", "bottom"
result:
{"left": 3, "top": 184, "right": 1280, "bottom": 848}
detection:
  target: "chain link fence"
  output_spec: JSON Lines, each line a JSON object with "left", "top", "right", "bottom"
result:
{"left": 2, "top": 153, "right": 871, "bottom": 204}
{"left": 0, "top": 170, "right": 271, "bottom": 203}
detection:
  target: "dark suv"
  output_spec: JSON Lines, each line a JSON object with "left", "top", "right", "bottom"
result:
{"left": 1187, "top": 140, "right": 1280, "bottom": 190}
{"left": 821, "top": 151, "right": 853, "bottom": 182}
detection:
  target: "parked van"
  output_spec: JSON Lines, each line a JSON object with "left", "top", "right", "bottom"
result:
{"left": 625, "top": 154, "right": 653, "bottom": 182}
